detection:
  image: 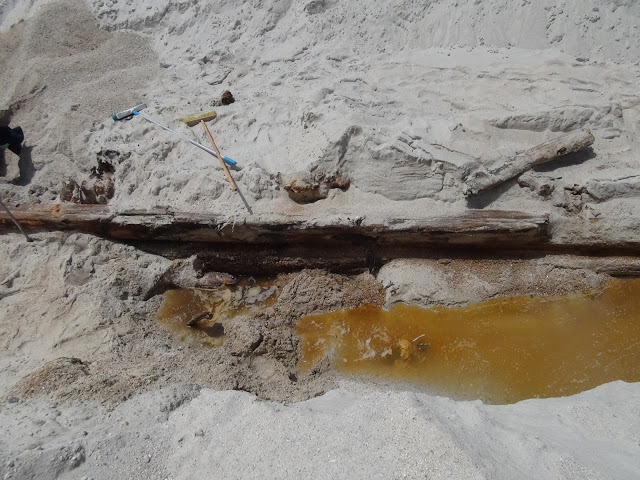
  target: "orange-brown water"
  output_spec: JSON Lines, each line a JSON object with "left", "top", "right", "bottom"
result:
{"left": 297, "top": 278, "right": 640, "bottom": 404}
{"left": 156, "top": 280, "right": 278, "bottom": 346}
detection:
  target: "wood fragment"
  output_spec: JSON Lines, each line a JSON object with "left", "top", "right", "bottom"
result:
{"left": 464, "top": 130, "right": 595, "bottom": 196}
{"left": 592, "top": 261, "right": 640, "bottom": 277}
{"left": 187, "top": 312, "right": 213, "bottom": 327}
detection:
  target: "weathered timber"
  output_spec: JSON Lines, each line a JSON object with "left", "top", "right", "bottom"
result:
{"left": 0, "top": 204, "right": 548, "bottom": 248}
{"left": 557, "top": 257, "right": 640, "bottom": 277}
{"left": 142, "top": 241, "right": 376, "bottom": 274}
{"left": 464, "top": 129, "right": 595, "bottom": 196}
{"left": 4, "top": 204, "right": 640, "bottom": 273}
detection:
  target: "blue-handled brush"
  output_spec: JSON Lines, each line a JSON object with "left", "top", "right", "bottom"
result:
{"left": 112, "top": 104, "right": 237, "bottom": 166}
{"left": 112, "top": 102, "right": 147, "bottom": 121}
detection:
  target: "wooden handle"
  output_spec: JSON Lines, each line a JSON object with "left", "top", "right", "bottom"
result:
{"left": 201, "top": 120, "right": 237, "bottom": 191}
{"left": 0, "top": 197, "right": 33, "bottom": 242}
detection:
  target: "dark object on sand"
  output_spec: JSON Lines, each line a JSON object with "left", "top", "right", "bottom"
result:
{"left": 202, "top": 322, "right": 225, "bottom": 338}
{"left": 221, "top": 90, "right": 235, "bottom": 105}
{"left": 187, "top": 311, "right": 213, "bottom": 327}
{"left": 0, "top": 125, "right": 24, "bottom": 155}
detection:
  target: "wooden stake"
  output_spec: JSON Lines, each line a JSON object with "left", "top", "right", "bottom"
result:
{"left": 201, "top": 120, "right": 237, "bottom": 191}
{"left": 0, "top": 198, "right": 33, "bottom": 242}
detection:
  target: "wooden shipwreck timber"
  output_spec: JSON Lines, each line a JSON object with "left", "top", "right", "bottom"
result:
{"left": 0, "top": 204, "right": 638, "bottom": 273}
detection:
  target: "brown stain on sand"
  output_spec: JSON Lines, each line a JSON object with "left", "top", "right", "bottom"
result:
{"left": 297, "top": 278, "right": 640, "bottom": 404}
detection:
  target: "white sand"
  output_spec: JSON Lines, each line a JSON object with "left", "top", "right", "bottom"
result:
{"left": 1, "top": 0, "right": 639, "bottom": 226}
{"left": 1, "top": 0, "right": 640, "bottom": 478}
{"left": 2, "top": 380, "right": 639, "bottom": 479}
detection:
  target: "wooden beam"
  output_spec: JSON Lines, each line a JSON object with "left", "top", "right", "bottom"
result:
{"left": 0, "top": 204, "right": 549, "bottom": 248}
{"left": 3, "top": 204, "right": 640, "bottom": 272}
{"left": 464, "top": 130, "right": 595, "bottom": 196}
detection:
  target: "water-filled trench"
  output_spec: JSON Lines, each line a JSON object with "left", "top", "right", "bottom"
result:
{"left": 298, "top": 278, "right": 640, "bottom": 403}
{"left": 156, "top": 280, "right": 278, "bottom": 346}
{"left": 157, "top": 277, "right": 640, "bottom": 404}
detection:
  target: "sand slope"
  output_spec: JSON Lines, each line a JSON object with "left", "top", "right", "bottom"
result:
{"left": 0, "top": 0, "right": 639, "bottom": 229}
{"left": 1, "top": 381, "right": 639, "bottom": 479}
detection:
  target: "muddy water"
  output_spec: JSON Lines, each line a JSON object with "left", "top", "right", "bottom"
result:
{"left": 297, "top": 279, "right": 640, "bottom": 404}
{"left": 156, "top": 280, "right": 278, "bottom": 346}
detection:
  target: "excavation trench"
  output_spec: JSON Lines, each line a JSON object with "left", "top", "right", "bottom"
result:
{"left": 154, "top": 266, "right": 640, "bottom": 405}
{"left": 297, "top": 278, "right": 640, "bottom": 404}
{"left": 3, "top": 205, "right": 640, "bottom": 404}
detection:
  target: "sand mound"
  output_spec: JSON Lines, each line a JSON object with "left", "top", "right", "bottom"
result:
{"left": 1, "top": 0, "right": 639, "bottom": 226}
{"left": 1, "top": 0, "right": 157, "bottom": 202}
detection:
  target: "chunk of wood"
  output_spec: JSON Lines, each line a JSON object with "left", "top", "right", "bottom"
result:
{"left": 464, "top": 130, "right": 595, "bottom": 196}
{"left": 187, "top": 312, "right": 213, "bottom": 327}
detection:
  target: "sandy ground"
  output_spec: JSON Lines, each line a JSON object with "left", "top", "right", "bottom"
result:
{"left": 1, "top": 0, "right": 640, "bottom": 478}
{"left": 2, "top": 380, "right": 639, "bottom": 479}
{"left": 1, "top": 231, "right": 639, "bottom": 479}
